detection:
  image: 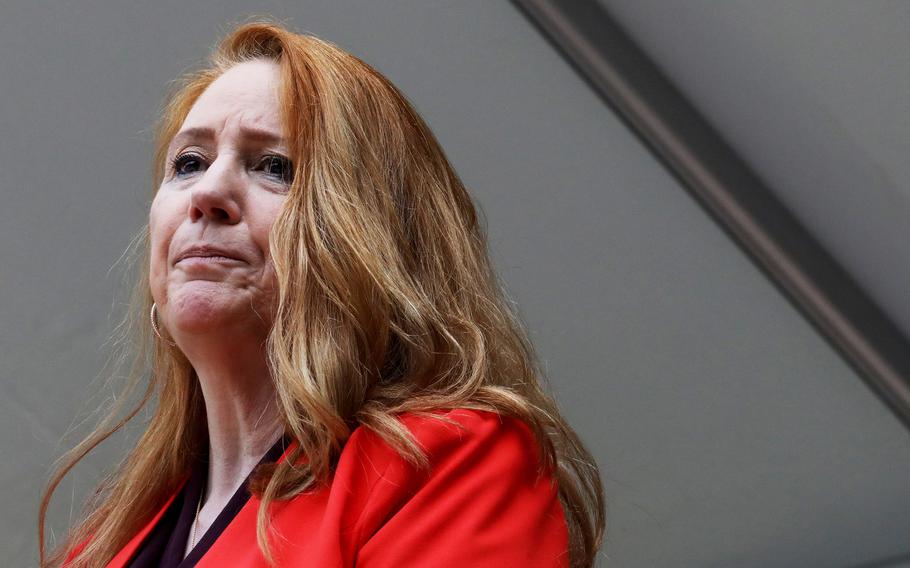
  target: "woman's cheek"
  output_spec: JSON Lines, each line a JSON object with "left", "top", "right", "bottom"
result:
{"left": 147, "top": 205, "right": 174, "bottom": 305}
{"left": 148, "top": 240, "right": 168, "bottom": 305}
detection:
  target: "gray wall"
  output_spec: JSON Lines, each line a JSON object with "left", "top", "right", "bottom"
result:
{"left": 1, "top": 1, "right": 908, "bottom": 567}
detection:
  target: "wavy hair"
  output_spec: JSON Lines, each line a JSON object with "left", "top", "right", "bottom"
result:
{"left": 39, "top": 19, "right": 605, "bottom": 568}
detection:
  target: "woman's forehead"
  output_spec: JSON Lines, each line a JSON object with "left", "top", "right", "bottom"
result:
{"left": 175, "top": 60, "right": 284, "bottom": 148}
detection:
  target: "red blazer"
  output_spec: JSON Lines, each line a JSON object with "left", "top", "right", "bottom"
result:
{"left": 77, "top": 409, "right": 569, "bottom": 567}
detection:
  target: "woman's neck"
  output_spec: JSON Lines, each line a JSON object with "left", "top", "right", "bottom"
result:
{"left": 183, "top": 334, "right": 285, "bottom": 505}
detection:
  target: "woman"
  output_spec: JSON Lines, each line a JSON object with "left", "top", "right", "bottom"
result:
{"left": 40, "top": 20, "right": 605, "bottom": 568}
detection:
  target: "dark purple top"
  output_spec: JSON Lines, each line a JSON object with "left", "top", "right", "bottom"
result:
{"left": 126, "top": 434, "right": 290, "bottom": 568}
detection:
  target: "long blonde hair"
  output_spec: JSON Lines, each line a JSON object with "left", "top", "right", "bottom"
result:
{"left": 40, "top": 19, "right": 605, "bottom": 568}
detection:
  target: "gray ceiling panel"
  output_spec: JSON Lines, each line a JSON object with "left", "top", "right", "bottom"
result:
{"left": 598, "top": 1, "right": 910, "bottom": 343}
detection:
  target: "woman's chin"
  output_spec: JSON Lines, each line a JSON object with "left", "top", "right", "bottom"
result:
{"left": 165, "top": 285, "right": 255, "bottom": 336}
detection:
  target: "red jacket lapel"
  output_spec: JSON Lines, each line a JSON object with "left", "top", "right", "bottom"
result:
{"left": 103, "top": 477, "right": 189, "bottom": 568}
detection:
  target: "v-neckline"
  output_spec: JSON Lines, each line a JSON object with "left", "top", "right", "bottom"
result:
{"left": 120, "top": 433, "right": 293, "bottom": 568}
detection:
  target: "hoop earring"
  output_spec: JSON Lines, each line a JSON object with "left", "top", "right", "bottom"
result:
{"left": 150, "top": 302, "right": 176, "bottom": 346}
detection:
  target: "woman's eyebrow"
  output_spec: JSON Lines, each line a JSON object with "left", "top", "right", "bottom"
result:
{"left": 169, "top": 127, "right": 214, "bottom": 152}
{"left": 169, "top": 126, "right": 286, "bottom": 152}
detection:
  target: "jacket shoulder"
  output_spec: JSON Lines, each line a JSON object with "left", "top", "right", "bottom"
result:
{"left": 344, "top": 408, "right": 549, "bottom": 480}
{"left": 344, "top": 408, "right": 569, "bottom": 567}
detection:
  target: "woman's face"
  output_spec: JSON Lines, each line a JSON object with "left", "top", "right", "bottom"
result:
{"left": 149, "top": 59, "right": 291, "bottom": 339}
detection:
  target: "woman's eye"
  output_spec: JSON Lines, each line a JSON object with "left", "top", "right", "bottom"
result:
{"left": 258, "top": 155, "right": 293, "bottom": 184}
{"left": 171, "top": 153, "right": 205, "bottom": 177}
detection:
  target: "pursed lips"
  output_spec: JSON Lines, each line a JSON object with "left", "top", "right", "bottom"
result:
{"left": 175, "top": 245, "right": 247, "bottom": 265}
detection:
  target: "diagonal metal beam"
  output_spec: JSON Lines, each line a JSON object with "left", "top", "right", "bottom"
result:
{"left": 511, "top": 0, "right": 910, "bottom": 431}
{"left": 847, "top": 550, "right": 910, "bottom": 568}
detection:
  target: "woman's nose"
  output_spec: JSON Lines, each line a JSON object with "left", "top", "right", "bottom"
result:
{"left": 187, "top": 157, "right": 243, "bottom": 224}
